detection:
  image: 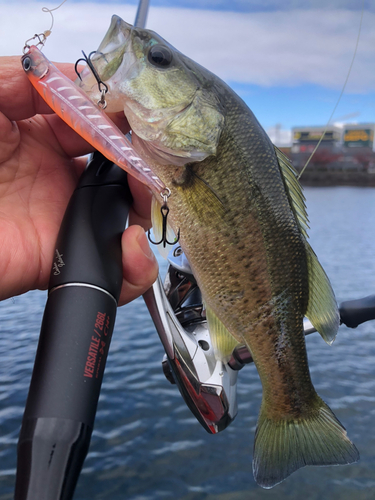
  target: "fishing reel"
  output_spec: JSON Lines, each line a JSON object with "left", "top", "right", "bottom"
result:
{"left": 145, "top": 246, "right": 375, "bottom": 435}
{"left": 143, "top": 246, "right": 253, "bottom": 434}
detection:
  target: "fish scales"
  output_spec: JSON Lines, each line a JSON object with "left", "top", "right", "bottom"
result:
{"left": 154, "top": 85, "right": 315, "bottom": 417}
{"left": 76, "top": 15, "right": 358, "bottom": 488}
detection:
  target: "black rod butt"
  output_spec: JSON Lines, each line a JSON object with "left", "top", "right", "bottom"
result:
{"left": 15, "top": 418, "right": 92, "bottom": 500}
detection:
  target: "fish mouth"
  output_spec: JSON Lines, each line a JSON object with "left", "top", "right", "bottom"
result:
{"left": 75, "top": 16, "right": 134, "bottom": 113}
{"left": 75, "top": 15, "right": 208, "bottom": 165}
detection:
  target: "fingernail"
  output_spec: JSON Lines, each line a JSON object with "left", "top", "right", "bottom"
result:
{"left": 137, "top": 230, "right": 156, "bottom": 261}
{"left": 11, "top": 120, "right": 19, "bottom": 134}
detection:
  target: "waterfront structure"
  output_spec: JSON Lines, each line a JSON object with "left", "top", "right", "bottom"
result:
{"left": 290, "top": 123, "right": 375, "bottom": 174}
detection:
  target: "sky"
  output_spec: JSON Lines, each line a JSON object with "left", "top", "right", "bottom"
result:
{"left": 1, "top": 0, "right": 374, "bottom": 145}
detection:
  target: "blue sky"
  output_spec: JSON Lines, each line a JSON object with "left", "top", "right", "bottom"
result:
{"left": 1, "top": 0, "right": 374, "bottom": 144}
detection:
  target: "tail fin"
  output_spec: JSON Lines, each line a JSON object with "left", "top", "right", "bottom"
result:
{"left": 253, "top": 398, "right": 359, "bottom": 489}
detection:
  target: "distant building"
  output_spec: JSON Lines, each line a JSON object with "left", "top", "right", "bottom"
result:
{"left": 292, "top": 125, "right": 342, "bottom": 154}
{"left": 342, "top": 123, "right": 375, "bottom": 151}
{"left": 290, "top": 123, "right": 375, "bottom": 172}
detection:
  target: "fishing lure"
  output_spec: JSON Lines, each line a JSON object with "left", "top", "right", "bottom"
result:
{"left": 21, "top": 44, "right": 167, "bottom": 197}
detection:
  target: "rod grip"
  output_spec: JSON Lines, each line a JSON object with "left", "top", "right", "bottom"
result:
{"left": 22, "top": 285, "right": 117, "bottom": 425}
{"left": 15, "top": 153, "right": 132, "bottom": 499}
{"left": 340, "top": 294, "right": 375, "bottom": 328}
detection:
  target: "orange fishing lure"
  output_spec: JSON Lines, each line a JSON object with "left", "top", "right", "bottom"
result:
{"left": 21, "top": 45, "right": 166, "bottom": 195}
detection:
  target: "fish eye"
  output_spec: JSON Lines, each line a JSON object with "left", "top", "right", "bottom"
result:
{"left": 22, "top": 56, "right": 32, "bottom": 72}
{"left": 147, "top": 44, "right": 173, "bottom": 68}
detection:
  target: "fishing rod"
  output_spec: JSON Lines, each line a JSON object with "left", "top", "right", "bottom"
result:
{"left": 14, "top": 153, "right": 132, "bottom": 500}
{"left": 134, "top": 0, "right": 149, "bottom": 28}
{"left": 14, "top": 2, "right": 150, "bottom": 499}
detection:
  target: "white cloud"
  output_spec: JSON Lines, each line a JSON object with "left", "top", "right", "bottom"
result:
{"left": 1, "top": 3, "right": 374, "bottom": 93}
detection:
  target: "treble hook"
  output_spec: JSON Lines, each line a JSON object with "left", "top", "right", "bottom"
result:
{"left": 148, "top": 192, "right": 180, "bottom": 248}
{"left": 75, "top": 51, "right": 108, "bottom": 108}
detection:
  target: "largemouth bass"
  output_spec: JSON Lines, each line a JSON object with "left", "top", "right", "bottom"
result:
{"left": 78, "top": 16, "right": 359, "bottom": 488}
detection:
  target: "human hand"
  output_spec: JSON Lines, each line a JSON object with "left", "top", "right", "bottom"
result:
{"left": 0, "top": 56, "right": 158, "bottom": 304}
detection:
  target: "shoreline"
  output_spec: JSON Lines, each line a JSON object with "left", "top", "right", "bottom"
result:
{"left": 298, "top": 170, "right": 375, "bottom": 187}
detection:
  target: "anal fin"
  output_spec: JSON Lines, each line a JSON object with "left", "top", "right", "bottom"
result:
{"left": 205, "top": 305, "right": 240, "bottom": 362}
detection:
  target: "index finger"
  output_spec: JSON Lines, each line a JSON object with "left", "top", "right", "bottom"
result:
{"left": 0, "top": 56, "right": 80, "bottom": 121}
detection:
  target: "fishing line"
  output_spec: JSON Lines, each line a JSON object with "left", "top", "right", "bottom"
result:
{"left": 298, "top": 1, "right": 365, "bottom": 180}
{"left": 23, "top": 0, "right": 67, "bottom": 51}
{"left": 41, "top": 0, "right": 68, "bottom": 37}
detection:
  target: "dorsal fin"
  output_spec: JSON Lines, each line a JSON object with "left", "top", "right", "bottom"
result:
{"left": 274, "top": 146, "right": 339, "bottom": 344}
{"left": 274, "top": 146, "right": 309, "bottom": 238}
{"left": 304, "top": 242, "right": 340, "bottom": 344}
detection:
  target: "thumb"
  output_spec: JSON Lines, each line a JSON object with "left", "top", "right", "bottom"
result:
{"left": 118, "top": 225, "right": 158, "bottom": 306}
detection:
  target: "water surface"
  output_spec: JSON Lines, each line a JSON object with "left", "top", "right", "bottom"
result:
{"left": 0, "top": 187, "right": 374, "bottom": 499}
